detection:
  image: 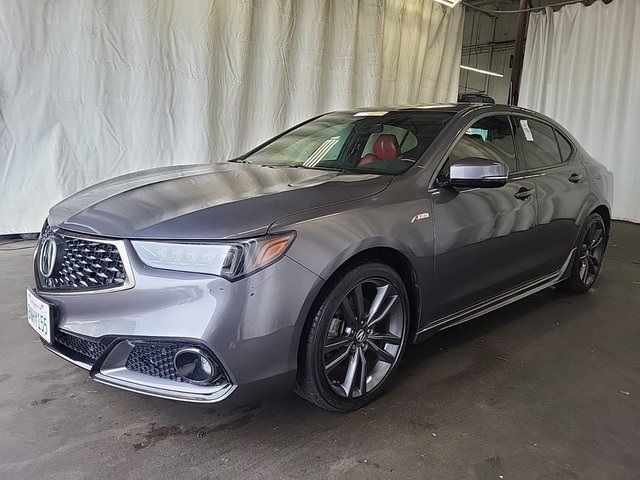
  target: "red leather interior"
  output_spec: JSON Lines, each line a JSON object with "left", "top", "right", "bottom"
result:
{"left": 358, "top": 134, "right": 399, "bottom": 166}
{"left": 373, "top": 134, "right": 399, "bottom": 160}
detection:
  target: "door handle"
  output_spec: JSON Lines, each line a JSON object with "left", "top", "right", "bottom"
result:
{"left": 514, "top": 187, "right": 534, "bottom": 200}
{"left": 568, "top": 172, "right": 583, "bottom": 183}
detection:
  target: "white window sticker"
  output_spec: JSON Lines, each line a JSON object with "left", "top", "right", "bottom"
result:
{"left": 520, "top": 119, "right": 534, "bottom": 141}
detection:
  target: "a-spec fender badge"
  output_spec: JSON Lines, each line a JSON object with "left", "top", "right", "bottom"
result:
{"left": 410, "top": 212, "right": 430, "bottom": 224}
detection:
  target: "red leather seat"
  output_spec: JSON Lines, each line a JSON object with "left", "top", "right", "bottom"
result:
{"left": 358, "top": 134, "right": 400, "bottom": 166}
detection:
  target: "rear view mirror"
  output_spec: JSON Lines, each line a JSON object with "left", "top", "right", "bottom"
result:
{"left": 448, "top": 157, "right": 508, "bottom": 188}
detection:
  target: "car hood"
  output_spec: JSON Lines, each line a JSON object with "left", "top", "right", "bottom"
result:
{"left": 48, "top": 163, "right": 391, "bottom": 239}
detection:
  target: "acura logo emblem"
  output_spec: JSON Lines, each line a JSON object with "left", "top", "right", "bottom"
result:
{"left": 39, "top": 237, "right": 58, "bottom": 278}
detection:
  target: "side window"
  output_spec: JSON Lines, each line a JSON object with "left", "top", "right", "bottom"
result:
{"left": 515, "top": 118, "right": 562, "bottom": 169}
{"left": 556, "top": 130, "right": 573, "bottom": 162}
{"left": 441, "top": 115, "right": 517, "bottom": 177}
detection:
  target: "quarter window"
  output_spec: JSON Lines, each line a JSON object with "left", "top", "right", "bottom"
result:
{"left": 515, "top": 118, "right": 562, "bottom": 169}
{"left": 556, "top": 131, "right": 573, "bottom": 162}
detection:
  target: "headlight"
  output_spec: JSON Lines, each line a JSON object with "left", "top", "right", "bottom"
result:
{"left": 131, "top": 232, "right": 295, "bottom": 280}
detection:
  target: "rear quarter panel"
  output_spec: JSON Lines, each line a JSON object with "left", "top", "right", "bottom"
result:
{"left": 522, "top": 110, "right": 614, "bottom": 227}
{"left": 583, "top": 153, "right": 614, "bottom": 214}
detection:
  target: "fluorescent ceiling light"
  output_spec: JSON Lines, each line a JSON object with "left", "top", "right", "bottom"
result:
{"left": 434, "top": 0, "right": 462, "bottom": 7}
{"left": 460, "top": 65, "right": 504, "bottom": 78}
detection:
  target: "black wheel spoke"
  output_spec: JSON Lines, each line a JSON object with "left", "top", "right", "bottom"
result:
{"left": 589, "top": 253, "right": 600, "bottom": 268}
{"left": 579, "top": 259, "right": 589, "bottom": 283}
{"left": 590, "top": 229, "right": 603, "bottom": 249}
{"left": 368, "top": 333, "right": 401, "bottom": 345}
{"left": 358, "top": 347, "right": 368, "bottom": 395}
{"left": 340, "top": 297, "right": 357, "bottom": 327}
{"left": 366, "top": 284, "right": 389, "bottom": 325}
{"left": 367, "top": 340, "right": 395, "bottom": 364}
{"left": 353, "top": 283, "right": 365, "bottom": 322}
{"left": 325, "top": 346, "right": 351, "bottom": 374}
{"left": 587, "top": 222, "right": 596, "bottom": 242}
{"left": 367, "top": 295, "right": 398, "bottom": 328}
{"left": 324, "top": 336, "right": 353, "bottom": 354}
{"left": 342, "top": 350, "right": 360, "bottom": 397}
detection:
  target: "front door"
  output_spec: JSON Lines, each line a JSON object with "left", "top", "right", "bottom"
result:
{"left": 430, "top": 114, "right": 540, "bottom": 319}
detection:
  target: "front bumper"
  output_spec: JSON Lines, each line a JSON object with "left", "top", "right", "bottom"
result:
{"left": 42, "top": 333, "right": 235, "bottom": 403}
{"left": 34, "top": 240, "right": 322, "bottom": 405}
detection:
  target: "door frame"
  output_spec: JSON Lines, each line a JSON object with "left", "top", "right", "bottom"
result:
{"left": 427, "top": 109, "right": 527, "bottom": 191}
{"left": 509, "top": 113, "right": 576, "bottom": 175}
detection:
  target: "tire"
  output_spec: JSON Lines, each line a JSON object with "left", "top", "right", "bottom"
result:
{"left": 558, "top": 213, "right": 607, "bottom": 293}
{"left": 297, "top": 262, "right": 410, "bottom": 411}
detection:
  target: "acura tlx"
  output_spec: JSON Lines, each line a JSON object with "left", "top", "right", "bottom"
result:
{"left": 26, "top": 103, "right": 613, "bottom": 411}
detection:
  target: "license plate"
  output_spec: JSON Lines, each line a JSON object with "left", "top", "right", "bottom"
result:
{"left": 26, "top": 289, "right": 53, "bottom": 344}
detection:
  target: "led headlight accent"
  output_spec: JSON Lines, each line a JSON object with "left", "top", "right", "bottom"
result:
{"left": 131, "top": 232, "right": 295, "bottom": 280}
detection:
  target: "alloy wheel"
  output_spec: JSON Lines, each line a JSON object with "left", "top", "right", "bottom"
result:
{"left": 578, "top": 218, "right": 605, "bottom": 286}
{"left": 322, "top": 278, "right": 406, "bottom": 398}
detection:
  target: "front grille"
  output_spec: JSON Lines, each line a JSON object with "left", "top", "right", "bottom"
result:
{"left": 125, "top": 342, "right": 228, "bottom": 385}
{"left": 38, "top": 224, "right": 129, "bottom": 292}
{"left": 55, "top": 330, "right": 107, "bottom": 362}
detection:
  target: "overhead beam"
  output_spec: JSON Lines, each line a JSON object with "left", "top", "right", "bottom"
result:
{"left": 466, "top": 0, "right": 517, "bottom": 6}
{"left": 508, "top": 0, "right": 528, "bottom": 105}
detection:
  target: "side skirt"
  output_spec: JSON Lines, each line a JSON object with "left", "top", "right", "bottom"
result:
{"left": 414, "top": 247, "right": 576, "bottom": 343}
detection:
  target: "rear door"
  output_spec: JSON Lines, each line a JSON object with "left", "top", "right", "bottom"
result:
{"left": 513, "top": 116, "right": 590, "bottom": 275}
{"left": 430, "top": 114, "right": 540, "bottom": 318}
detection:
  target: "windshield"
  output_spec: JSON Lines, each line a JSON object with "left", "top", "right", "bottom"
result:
{"left": 239, "top": 111, "right": 455, "bottom": 175}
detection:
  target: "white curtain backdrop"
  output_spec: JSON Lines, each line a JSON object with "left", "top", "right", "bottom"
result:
{"left": 0, "top": 0, "right": 464, "bottom": 234}
{"left": 519, "top": 0, "right": 640, "bottom": 223}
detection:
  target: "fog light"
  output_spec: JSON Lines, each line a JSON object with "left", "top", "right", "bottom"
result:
{"left": 174, "top": 348, "right": 218, "bottom": 384}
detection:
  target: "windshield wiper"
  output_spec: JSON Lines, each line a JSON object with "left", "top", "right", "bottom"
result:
{"left": 262, "top": 164, "right": 356, "bottom": 173}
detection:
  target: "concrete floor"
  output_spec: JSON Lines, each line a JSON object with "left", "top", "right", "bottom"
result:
{"left": 1, "top": 222, "right": 639, "bottom": 480}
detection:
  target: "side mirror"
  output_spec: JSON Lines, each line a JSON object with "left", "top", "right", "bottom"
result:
{"left": 448, "top": 157, "right": 508, "bottom": 188}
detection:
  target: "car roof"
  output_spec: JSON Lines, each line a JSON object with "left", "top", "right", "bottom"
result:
{"left": 334, "top": 103, "right": 542, "bottom": 116}
{"left": 336, "top": 103, "right": 471, "bottom": 114}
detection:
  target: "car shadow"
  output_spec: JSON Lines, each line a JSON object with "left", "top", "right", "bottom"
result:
{"left": 401, "top": 286, "right": 570, "bottom": 370}
{"left": 115, "top": 285, "right": 576, "bottom": 437}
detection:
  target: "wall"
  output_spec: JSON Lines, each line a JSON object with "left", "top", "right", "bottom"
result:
{"left": 519, "top": 0, "right": 640, "bottom": 222}
{"left": 459, "top": 1, "right": 520, "bottom": 103}
{"left": 0, "top": 0, "right": 464, "bottom": 234}
{"left": 459, "top": 0, "right": 607, "bottom": 103}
